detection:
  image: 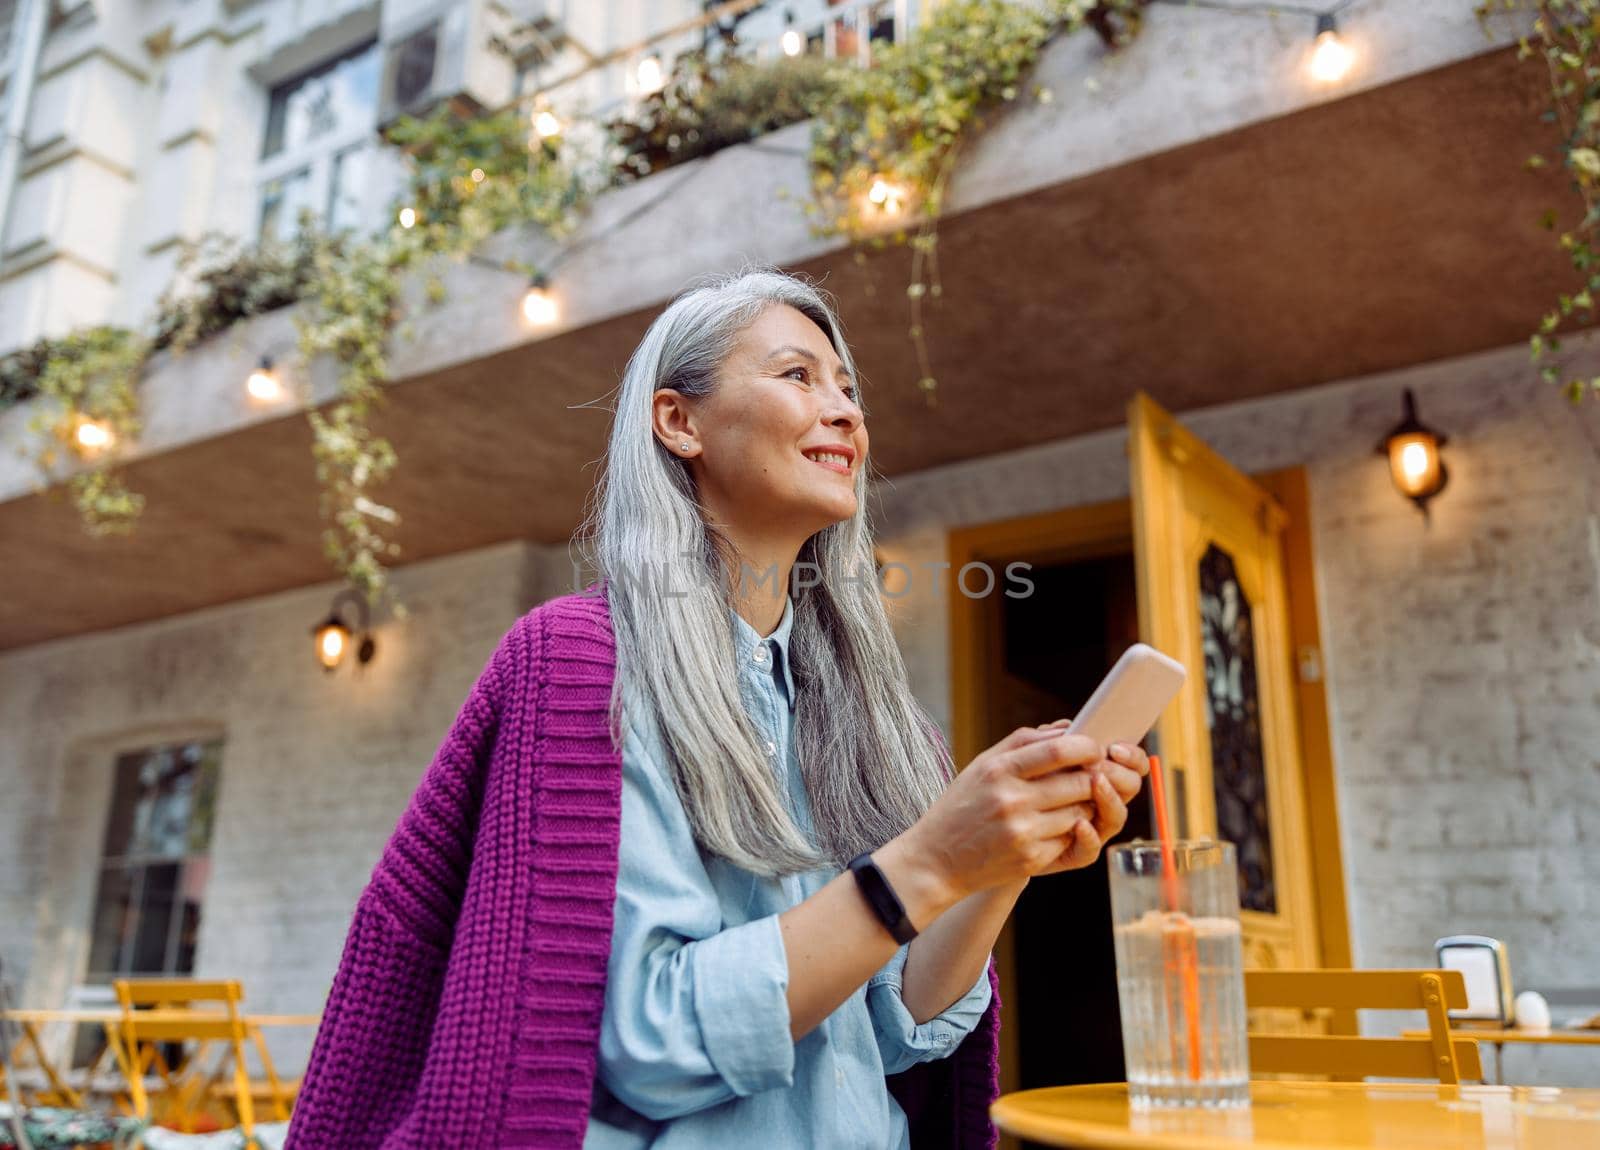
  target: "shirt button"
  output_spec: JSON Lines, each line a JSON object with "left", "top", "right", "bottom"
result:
{"left": 765, "top": 740, "right": 777, "bottom": 756}
{"left": 753, "top": 646, "right": 768, "bottom": 663}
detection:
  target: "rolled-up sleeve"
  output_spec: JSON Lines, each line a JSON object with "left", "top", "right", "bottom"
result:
{"left": 866, "top": 944, "right": 993, "bottom": 1076}
{"left": 595, "top": 717, "right": 795, "bottom": 1121}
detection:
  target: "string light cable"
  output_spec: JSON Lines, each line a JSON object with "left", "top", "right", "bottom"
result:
{"left": 455, "top": 0, "right": 1366, "bottom": 321}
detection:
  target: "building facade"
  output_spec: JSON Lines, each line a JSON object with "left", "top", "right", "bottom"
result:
{"left": 1, "top": 0, "right": 1596, "bottom": 1097}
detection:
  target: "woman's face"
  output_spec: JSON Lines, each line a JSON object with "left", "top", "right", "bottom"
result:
{"left": 655, "top": 304, "right": 868, "bottom": 549}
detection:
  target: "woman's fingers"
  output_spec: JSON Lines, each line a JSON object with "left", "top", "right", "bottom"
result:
{"left": 1109, "top": 742, "right": 1150, "bottom": 777}
{"left": 1007, "top": 732, "right": 1103, "bottom": 780}
{"left": 1035, "top": 777, "right": 1126, "bottom": 875}
{"left": 1088, "top": 761, "right": 1143, "bottom": 804}
{"left": 1032, "top": 801, "right": 1094, "bottom": 843}
{"left": 993, "top": 723, "right": 1073, "bottom": 753}
{"left": 1028, "top": 768, "right": 1095, "bottom": 812}
{"left": 1054, "top": 817, "right": 1104, "bottom": 871}
{"left": 1090, "top": 772, "right": 1129, "bottom": 841}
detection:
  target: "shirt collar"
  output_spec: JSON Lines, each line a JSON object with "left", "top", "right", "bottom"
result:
{"left": 731, "top": 594, "right": 797, "bottom": 711}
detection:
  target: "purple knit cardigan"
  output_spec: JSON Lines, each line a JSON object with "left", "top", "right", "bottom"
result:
{"left": 284, "top": 585, "right": 1001, "bottom": 1149}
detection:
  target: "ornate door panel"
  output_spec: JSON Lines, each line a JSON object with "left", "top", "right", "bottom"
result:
{"left": 1127, "top": 392, "right": 1320, "bottom": 977}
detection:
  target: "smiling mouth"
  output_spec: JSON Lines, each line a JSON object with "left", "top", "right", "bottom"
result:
{"left": 802, "top": 450, "right": 853, "bottom": 475}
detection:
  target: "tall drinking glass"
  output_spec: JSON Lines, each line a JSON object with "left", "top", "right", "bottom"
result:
{"left": 1107, "top": 839, "right": 1250, "bottom": 1109}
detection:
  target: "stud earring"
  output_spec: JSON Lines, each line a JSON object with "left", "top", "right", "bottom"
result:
{"left": 680, "top": 442, "right": 691, "bottom": 452}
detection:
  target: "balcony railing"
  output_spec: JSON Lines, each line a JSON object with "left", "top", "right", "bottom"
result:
{"left": 517, "top": 0, "right": 924, "bottom": 123}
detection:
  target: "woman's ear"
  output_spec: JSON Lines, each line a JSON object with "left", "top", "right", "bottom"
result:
{"left": 652, "top": 388, "right": 699, "bottom": 457}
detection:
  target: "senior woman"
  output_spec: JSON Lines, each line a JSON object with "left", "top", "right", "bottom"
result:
{"left": 285, "top": 268, "right": 1148, "bottom": 1150}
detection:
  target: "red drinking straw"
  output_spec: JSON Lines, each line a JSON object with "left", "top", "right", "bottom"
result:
{"left": 1148, "top": 754, "right": 1204, "bottom": 1080}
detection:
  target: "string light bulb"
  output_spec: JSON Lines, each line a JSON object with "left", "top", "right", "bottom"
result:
{"left": 636, "top": 55, "right": 665, "bottom": 95}
{"left": 398, "top": 206, "right": 417, "bottom": 229}
{"left": 867, "top": 176, "right": 904, "bottom": 215}
{"left": 521, "top": 273, "right": 558, "bottom": 327}
{"left": 781, "top": 10, "right": 803, "bottom": 57}
{"left": 534, "top": 109, "right": 563, "bottom": 139}
{"left": 1309, "top": 13, "right": 1353, "bottom": 84}
{"left": 470, "top": 167, "right": 486, "bottom": 182}
{"left": 74, "top": 416, "right": 113, "bottom": 452}
{"left": 246, "top": 355, "right": 284, "bottom": 404}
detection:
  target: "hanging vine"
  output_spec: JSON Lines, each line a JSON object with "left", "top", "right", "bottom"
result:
{"left": 1478, "top": 0, "right": 1600, "bottom": 400}
{"left": 806, "top": 0, "right": 1148, "bottom": 403}
{"left": 19, "top": 325, "right": 149, "bottom": 534}
{"left": 290, "top": 102, "right": 598, "bottom": 615}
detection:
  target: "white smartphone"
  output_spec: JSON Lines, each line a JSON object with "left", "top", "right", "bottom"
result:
{"left": 1065, "top": 643, "right": 1187, "bottom": 749}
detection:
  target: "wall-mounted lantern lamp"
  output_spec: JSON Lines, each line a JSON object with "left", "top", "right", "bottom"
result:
{"left": 312, "top": 588, "right": 377, "bottom": 672}
{"left": 1375, "top": 388, "right": 1449, "bottom": 516}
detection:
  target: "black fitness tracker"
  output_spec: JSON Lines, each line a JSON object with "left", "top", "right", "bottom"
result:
{"left": 847, "top": 851, "right": 918, "bottom": 944}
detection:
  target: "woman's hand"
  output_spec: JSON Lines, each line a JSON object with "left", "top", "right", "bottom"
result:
{"left": 1035, "top": 722, "right": 1150, "bottom": 875}
{"left": 877, "top": 724, "right": 1149, "bottom": 920}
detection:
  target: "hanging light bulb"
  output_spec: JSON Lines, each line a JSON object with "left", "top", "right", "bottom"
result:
{"left": 1309, "top": 13, "right": 1353, "bottom": 84}
{"left": 246, "top": 355, "right": 284, "bottom": 404}
{"left": 533, "top": 109, "right": 563, "bottom": 139}
{"left": 74, "top": 416, "right": 113, "bottom": 452}
{"left": 781, "top": 9, "right": 804, "bottom": 57}
{"left": 398, "top": 206, "right": 417, "bottom": 229}
{"left": 636, "top": 55, "right": 665, "bottom": 95}
{"left": 867, "top": 176, "right": 904, "bottom": 215}
{"left": 521, "top": 273, "right": 558, "bottom": 327}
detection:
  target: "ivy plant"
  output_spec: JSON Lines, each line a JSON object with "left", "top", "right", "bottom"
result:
{"left": 1478, "top": 0, "right": 1600, "bottom": 400}
{"left": 20, "top": 325, "right": 149, "bottom": 535}
{"left": 806, "top": 0, "right": 1147, "bottom": 402}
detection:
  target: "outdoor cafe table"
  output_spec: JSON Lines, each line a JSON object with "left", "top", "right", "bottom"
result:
{"left": 1399, "top": 1026, "right": 1600, "bottom": 1085}
{"left": 1, "top": 1008, "right": 321, "bottom": 1109}
{"left": 990, "top": 1081, "right": 1600, "bottom": 1149}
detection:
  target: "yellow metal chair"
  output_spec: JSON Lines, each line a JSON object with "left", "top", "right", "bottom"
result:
{"left": 1244, "top": 968, "right": 1484, "bottom": 1084}
{"left": 111, "top": 979, "right": 294, "bottom": 1142}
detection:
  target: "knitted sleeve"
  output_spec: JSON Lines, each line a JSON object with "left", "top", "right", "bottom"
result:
{"left": 283, "top": 623, "right": 518, "bottom": 1150}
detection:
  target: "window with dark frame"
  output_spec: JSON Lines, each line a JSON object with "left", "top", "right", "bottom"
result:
{"left": 84, "top": 738, "right": 224, "bottom": 983}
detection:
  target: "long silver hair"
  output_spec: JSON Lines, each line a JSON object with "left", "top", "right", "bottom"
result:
{"left": 575, "top": 266, "right": 954, "bottom": 876}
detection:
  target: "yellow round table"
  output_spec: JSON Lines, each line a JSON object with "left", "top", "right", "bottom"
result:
{"left": 990, "top": 1081, "right": 1600, "bottom": 1149}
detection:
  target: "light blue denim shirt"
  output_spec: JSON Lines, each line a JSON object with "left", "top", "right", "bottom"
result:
{"left": 584, "top": 593, "right": 992, "bottom": 1149}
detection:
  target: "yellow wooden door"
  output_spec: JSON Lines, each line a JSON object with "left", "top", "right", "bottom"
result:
{"left": 1127, "top": 392, "right": 1320, "bottom": 974}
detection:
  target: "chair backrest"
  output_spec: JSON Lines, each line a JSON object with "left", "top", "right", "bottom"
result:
{"left": 1245, "top": 969, "right": 1484, "bottom": 1084}
{"left": 114, "top": 979, "right": 250, "bottom": 1044}
{"left": 113, "top": 978, "right": 258, "bottom": 1130}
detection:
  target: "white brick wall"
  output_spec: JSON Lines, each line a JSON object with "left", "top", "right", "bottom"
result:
{"left": 0, "top": 538, "right": 571, "bottom": 1071}
{"left": 872, "top": 337, "right": 1600, "bottom": 1086}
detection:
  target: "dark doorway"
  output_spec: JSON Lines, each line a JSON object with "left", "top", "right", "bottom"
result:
{"left": 990, "top": 553, "right": 1152, "bottom": 1133}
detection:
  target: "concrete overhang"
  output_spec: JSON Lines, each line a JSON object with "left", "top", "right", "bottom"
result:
{"left": 0, "top": 19, "right": 1573, "bottom": 651}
